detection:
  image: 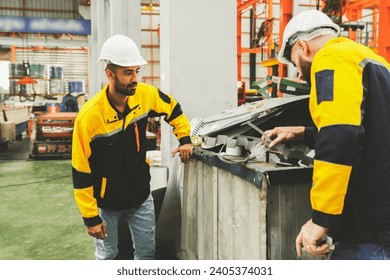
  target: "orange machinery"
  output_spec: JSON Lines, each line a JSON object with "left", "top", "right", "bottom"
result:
{"left": 30, "top": 112, "right": 77, "bottom": 159}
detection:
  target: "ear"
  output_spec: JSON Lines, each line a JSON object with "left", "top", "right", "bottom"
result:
{"left": 105, "top": 69, "right": 115, "bottom": 80}
{"left": 296, "top": 39, "right": 310, "bottom": 57}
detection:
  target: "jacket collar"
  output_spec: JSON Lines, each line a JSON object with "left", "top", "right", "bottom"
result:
{"left": 100, "top": 83, "right": 121, "bottom": 123}
{"left": 100, "top": 83, "right": 140, "bottom": 123}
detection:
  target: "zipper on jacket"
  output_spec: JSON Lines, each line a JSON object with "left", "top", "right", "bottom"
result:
{"left": 122, "top": 115, "right": 126, "bottom": 132}
{"left": 134, "top": 121, "right": 140, "bottom": 152}
{"left": 121, "top": 113, "right": 139, "bottom": 208}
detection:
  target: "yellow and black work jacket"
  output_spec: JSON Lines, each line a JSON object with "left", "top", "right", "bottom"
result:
{"left": 304, "top": 37, "right": 390, "bottom": 242}
{"left": 72, "top": 83, "right": 191, "bottom": 227}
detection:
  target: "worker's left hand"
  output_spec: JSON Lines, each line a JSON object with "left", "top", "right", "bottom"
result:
{"left": 172, "top": 143, "right": 193, "bottom": 163}
{"left": 296, "top": 219, "right": 331, "bottom": 257}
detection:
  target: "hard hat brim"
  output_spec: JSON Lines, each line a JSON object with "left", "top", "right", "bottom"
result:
{"left": 97, "top": 57, "right": 148, "bottom": 67}
{"left": 277, "top": 45, "right": 291, "bottom": 64}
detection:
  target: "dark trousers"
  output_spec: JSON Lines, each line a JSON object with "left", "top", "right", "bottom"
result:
{"left": 330, "top": 242, "right": 390, "bottom": 259}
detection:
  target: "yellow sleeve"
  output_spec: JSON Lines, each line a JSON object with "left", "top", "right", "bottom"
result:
{"left": 309, "top": 52, "right": 363, "bottom": 227}
{"left": 71, "top": 117, "right": 102, "bottom": 226}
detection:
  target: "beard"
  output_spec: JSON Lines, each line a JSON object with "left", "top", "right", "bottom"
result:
{"left": 298, "top": 55, "right": 312, "bottom": 86}
{"left": 114, "top": 75, "right": 137, "bottom": 96}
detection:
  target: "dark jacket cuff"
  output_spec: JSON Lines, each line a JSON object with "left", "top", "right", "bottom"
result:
{"left": 304, "top": 126, "right": 318, "bottom": 149}
{"left": 179, "top": 136, "right": 192, "bottom": 145}
{"left": 83, "top": 215, "right": 103, "bottom": 227}
{"left": 312, "top": 209, "right": 341, "bottom": 230}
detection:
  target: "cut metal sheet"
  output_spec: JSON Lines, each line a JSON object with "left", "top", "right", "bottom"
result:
{"left": 191, "top": 95, "right": 309, "bottom": 137}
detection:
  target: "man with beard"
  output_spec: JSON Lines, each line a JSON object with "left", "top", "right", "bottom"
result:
{"left": 71, "top": 34, "right": 193, "bottom": 260}
{"left": 265, "top": 10, "right": 390, "bottom": 259}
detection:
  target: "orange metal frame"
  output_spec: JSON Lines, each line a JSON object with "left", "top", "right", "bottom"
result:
{"left": 342, "top": 0, "right": 390, "bottom": 61}
{"left": 237, "top": 0, "right": 390, "bottom": 85}
{"left": 237, "top": 0, "right": 262, "bottom": 79}
{"left": 237, "top": 0, "right": 268, "bottom": 81}
{"left": 378, "top": 0, "right": 390, "bottom": 61}
{"left": 237, "top": 0, "right": 292, "bottom": 81}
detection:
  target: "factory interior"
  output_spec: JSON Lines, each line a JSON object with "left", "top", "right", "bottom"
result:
{"left": 1, "top": 0, "right": 390, "bottom": 263}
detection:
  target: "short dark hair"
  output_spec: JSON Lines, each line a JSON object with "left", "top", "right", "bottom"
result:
{"left": 105, "top": 63, "right": 118, "bottom": 73}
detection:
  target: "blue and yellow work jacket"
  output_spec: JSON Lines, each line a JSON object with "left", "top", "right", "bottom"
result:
{"left": 72, "top": 83, "right": 191, "bottom": 227}
{"left": 305, "top": 37, "right": 390, "bottom": 242}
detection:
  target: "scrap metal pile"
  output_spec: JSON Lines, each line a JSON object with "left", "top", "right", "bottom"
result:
{"left": 190, "top": 95, "right": 314, "bottom": 167}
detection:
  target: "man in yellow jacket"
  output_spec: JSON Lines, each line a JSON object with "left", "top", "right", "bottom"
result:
{"left": 72, "top": 34, "right": 193, "bottom": 260}
{"left": 266, "top": 10, "right": 390, "bottom": 259}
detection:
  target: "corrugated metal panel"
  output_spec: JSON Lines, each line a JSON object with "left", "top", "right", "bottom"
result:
{"left": 6, "top": 32, "right": 88, "bottom": 42}
{"left": 0, "top": 0, "right": 82, "bottom": 18}
{"left": 15, "top": 48, "right": 89, "bottom": 95}
{"left": 0, "top": 0, "right": 22, "bottom": 17}
{"left": 0, "top": 9, "right": 19, "bottom": 17}
{"left": 24, "top": 0, "right": 79, "bottom": 19}
{"left": 0, "top": 0, "right": 22, "bottom": 9}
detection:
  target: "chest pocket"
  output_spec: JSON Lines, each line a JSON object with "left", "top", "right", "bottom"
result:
{"left": 90, "top": 132, "right": 124, "bottom": 174}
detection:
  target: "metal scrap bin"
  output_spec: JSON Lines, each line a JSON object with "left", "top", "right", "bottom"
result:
{"left": 180, "top": 149, "right": 321, "bottom": 260}
{"left": 180, "top": 95, "right": 322, "bottom": 260}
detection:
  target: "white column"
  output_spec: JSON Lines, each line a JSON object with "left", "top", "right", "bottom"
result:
{"left": 89, "top": 0, "right": 142, "bottom": 97}
{"left": 160, "top": 0, "right": 237, "bottom": 167}
{"left": 110, "top": 0, "right": 141, "bottom": 42}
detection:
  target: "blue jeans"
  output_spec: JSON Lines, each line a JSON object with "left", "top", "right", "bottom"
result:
{"left": 94, "top": 194, "right": 156, "bottom": 260}
{"left": 330, "top": 242, "right": 390, "bottom": 260}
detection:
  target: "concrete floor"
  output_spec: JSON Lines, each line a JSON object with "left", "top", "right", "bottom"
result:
{"left": 0, "top": 145, "right": 95, "bottom": 259}
{"left": 0, "top": 136, "right": 180, "bottom": 260}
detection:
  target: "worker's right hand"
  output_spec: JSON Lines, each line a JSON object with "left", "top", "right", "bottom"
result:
{"left": 295, "top": 219, "right": 330, "bottom": 258}
{"left": 172, "top": 143, "right": 193, "bottom": 163}
{"left": 87, "top": 222, "right": 107, "bottom": 240}
{"left": 264, "top": 126, "right": 305, "bottom": 148}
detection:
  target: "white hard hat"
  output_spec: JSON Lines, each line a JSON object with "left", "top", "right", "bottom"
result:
{"left": 278, "top": 10, "right": 340, "bottom": 64}
{"left": 98, "top": 34, "right": 147, "bottom": 67}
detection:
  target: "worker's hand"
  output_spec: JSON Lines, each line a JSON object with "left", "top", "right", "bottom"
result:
{"left": 296, "top": 219, "right": 331, "bottom": 257}
{"left": 264, "top": 126, "right": 305, "bottom": 148}
{"left": 87, "top": 222, "right": 107, "bottom": 240}
{"left": 172, "top": 143, "right": 193, "bottom": 163}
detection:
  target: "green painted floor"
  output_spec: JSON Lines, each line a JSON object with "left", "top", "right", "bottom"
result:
{"left": 0, "top": 136, "right": 179, "bottom": 260}
{"left": 0, "top": 157, "right": 95, "bottom": 260}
